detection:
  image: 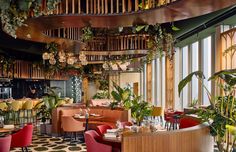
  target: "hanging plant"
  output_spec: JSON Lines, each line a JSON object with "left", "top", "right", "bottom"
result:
{"left": 0, "top": 0, "right": 61, "bottom": 38}
{"left": 42, "top": 42, "right": 82, "bottom": 77}
{"left": 0, "top": 55, "right": 15, "bottom": 77}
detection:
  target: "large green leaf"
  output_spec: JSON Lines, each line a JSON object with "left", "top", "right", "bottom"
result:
{"left": 178, "top": 71, "right": 205, "bottom": 97}
{"left": 208, "top": 69, "right": 236, "bottom": 86}
{"left": 112, "top": 81, "right": 123, "bottom": 94}
{"left": 111, "top": 91, "right": 121, "bottom": 102}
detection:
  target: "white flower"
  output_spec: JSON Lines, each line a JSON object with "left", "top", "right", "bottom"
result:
{"left": 49, "top": 53, "right": 54, "bottom": 59}
{"left": 79, "top": 53, "right": 86, "bottom": 61}
{"left": 67, "top": 57, "right": 75, "bottom": 65}
{"left": 59, "top": 56, "right": 66, "bottom": 63}
{"left": 42, "top": 52, "right": 50, "bottom": 60}
{"left": 102, "top": 62, "right": 109, "bottom": 69}
{"left": 49, "top": 58, "right": 56, "bottom": 65}
{"left": 81, "top": 60, "right": 88, "bottom": 65}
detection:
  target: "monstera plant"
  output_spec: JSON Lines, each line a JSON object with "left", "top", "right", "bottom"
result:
{"left": 178, "top": 69, "right": 236, "bottom": 152}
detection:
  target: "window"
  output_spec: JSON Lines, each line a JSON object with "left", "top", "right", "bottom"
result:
{"left": 182, "top": 46, "right": 189, "bottom": 108}
{"left": 202, "top": 36, "right": 212, "bottom": 105}
{"left": 191, "top": 42, "right": 199, "bottom": 100}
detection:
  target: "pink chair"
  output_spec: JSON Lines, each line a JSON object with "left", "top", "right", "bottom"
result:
{"left": 95, "top": 125, "right": 112, "bottom": 136}
{"left": 121, "top": 121, "right": 133, "bottom": 128}
{"left": 0, "top": 135, "right": 11, "bottom": 152}
{"left": 179, "top": 117, "right": 200, "bottom": 129}
{"left": 11, "top": 124, "right": 33, "bottom": 152}
{"left": 85, "top": 130, "right": 112, "bottom": 152}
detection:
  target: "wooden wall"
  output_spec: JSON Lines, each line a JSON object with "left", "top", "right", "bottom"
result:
{"left": 122, "top": 124, "right": 213, "bottom": 152}
{"left": 0, "top": 60, "right": 68, "bottom": 80}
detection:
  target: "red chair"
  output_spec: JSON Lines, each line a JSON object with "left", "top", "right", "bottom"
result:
{"left": 85, "top": 130, "right": 112, "bottom": 152}
{"left": 179, "top": 117, "right": 200, "bottom": 129}
{"left": 11, "top": 124, "right": 33, "bottom": 152}
{"left": 0, "top": 135, "right": 11, "bottom": 152}
{"left": 95, "top": 125, "right": 112, "bottom": 136}
{"left": 121, "top": 121, "right": 133, "bottom": 128}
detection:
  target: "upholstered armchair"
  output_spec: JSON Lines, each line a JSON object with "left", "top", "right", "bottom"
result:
{"left": 0, "top": 135, "right": 11, "bottom": 152}
{"left": 61, "top": 116, "right": 85, "bottom": 142}
{"left": 11, "top": 124, "right": 33, "bottom": 152}
{"left": 85, "top": 130, "right": 112, "bottom": 152}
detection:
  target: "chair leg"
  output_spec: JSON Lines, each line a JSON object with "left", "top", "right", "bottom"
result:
{"left": 21, "top": 147, "right": 25, "bottom": 152}
{"left": 25, "top": 147, "right": 29, "bottom": 152}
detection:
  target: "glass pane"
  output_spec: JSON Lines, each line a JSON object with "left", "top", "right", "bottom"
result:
{"left": 191, "top": 42, "right": 199, "bottom": 101}
{"left": 182, "top": 46, "right": 189, "bottom": 108}
{"left": 203, "top": 36, "right": 212, "bottom": 105}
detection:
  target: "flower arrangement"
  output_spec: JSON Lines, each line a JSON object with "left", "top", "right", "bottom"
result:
{"left": 42, "top": 42, "right": 82, "bottom": 77}
{"left": 0, "top": 0, "right": 61, "bottom": 38}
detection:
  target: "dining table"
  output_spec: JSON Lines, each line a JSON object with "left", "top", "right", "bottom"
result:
{"left": 0, "top": 125, "right": 19, "bottom": 136}
{"left": 74, "top": 114, "right": 104, "bottom": 131}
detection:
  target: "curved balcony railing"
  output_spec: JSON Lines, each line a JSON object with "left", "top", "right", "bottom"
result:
{"left": 43, "top": 28, "right": 149, "bottom": 51}
{"left": 53, "top": 0, "right": 177, "bottom": 15}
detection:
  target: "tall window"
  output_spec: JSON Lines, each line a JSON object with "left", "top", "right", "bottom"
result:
{"left": 155, "top": 58, "right": 162, "bottom": 106}
{"left": 182, "top": 46, "right": 189, "bottom": 108}
{"left": 191, "top": 42, "right": 199, "bottom": 100}
{"left": 202, "top": 36, "right": 212, "bottom": 105}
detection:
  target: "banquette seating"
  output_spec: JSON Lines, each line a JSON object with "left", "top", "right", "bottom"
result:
{"left": 52, "top": 106, "right": 130, "bottom": 135}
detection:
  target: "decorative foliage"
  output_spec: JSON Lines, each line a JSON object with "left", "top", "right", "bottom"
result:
{"left": 133, "top": 24, "right": 175, "bottom": 65}
{"left": 42, "top": 42, "right": 82, "bottom": 77}
{"left": 81, "top": 26, "right": 94, "bottom": 42}
{"left": 110, "top": 82, "right": 152, "bottom": 125}
{"left": 0, "top": 0, "right": 61, "bottom": 38}
{"left": 0, "top": 55, "right": 15, "bottom": 77}
{"left": 178, "top": 69, "right": 236, "bottom": 152}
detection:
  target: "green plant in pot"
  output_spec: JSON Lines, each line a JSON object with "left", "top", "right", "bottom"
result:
{"left": 178, "top": 69, "right": 236, "bottom": 152}
{"left": 110, "top": 82, "right": 133, "bottom": 109}
{"left": 111, "top": 82, "right": 152, "bottom": 125}
{"left": 129, "top": 96, "right": 152, "bottom": 126}
{"left": 37, "top": 87, "right": 63, "bottom": 135}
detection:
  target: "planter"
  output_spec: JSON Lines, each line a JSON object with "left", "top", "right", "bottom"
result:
{"left": 46, "top": 124, "right": 52, "bottom": 135}
{"left": 40, "top": 124, "right": 46, "bottom": 134}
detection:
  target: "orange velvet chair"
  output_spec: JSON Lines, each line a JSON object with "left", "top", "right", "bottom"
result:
{"left": 61, "top": 116, "right": 85, "bottom": 142}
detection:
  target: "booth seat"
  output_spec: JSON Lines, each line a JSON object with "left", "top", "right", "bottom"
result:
{"left": 52, "top": 106, "right": 130, "bottom": 135}
{"left": 90, "top": 99, "right": 112, "bottom": 106}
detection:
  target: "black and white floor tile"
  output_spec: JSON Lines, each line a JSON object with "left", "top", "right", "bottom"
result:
{"left": 11, "top": 133, "right": 87, "bottom": 152}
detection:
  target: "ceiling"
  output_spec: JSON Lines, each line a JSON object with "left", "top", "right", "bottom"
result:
{"left": 0, "top": 3, "right": 236, "bottom": 61}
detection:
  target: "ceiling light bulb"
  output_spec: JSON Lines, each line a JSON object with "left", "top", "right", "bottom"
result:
{"left": 42, "top": 52, "right": 50, "bottom": 60}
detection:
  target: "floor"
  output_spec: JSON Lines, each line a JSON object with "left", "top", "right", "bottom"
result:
{"left": 11, "top": 133, "right": 87, "bottom": 152}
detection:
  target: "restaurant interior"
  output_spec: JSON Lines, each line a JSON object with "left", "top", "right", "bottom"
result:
{"left": 0, "top": 0, "right": 236, "bottom": 152}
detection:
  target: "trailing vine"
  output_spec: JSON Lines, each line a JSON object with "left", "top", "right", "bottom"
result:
{"left": 0, "top": 0, "right": 61, "bottom": 38}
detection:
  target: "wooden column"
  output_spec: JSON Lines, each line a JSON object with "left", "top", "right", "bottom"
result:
{"left": 146, "top": 63, "right": 152, "bottom": 103}
{"left": 82, "top": 77, "right": 89, "bottom": 104}
{"left": 165, "top": 57, "right": 174, "bottom": 108}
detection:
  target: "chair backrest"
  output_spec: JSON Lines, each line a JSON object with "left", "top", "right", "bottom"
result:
{"left": 152, "top": 107, "right": 162, "bottom": 117}
{"left": 95, "top": 125, "right": 112, "bottom": 136}
{"left": 61, "top": 116, "right": 84, "bottom": 132}
{"left": 11, "top": 124, "right": 33, "bottom": 148}
{"left": 121, "top": 121, "right": 133, "bottom": 128}
{"left": 85, "top": 130, "right": 112, "bottom": 152}
{"left": 0, "top": 135, "right": 11, "bottom": 152}
{"left": 179, "top": 117, "right": 200, "bottom": 129}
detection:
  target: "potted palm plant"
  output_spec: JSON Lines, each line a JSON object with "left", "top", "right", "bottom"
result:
{"left": 178, "top": 69, "right": 236, "bottom": 152}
